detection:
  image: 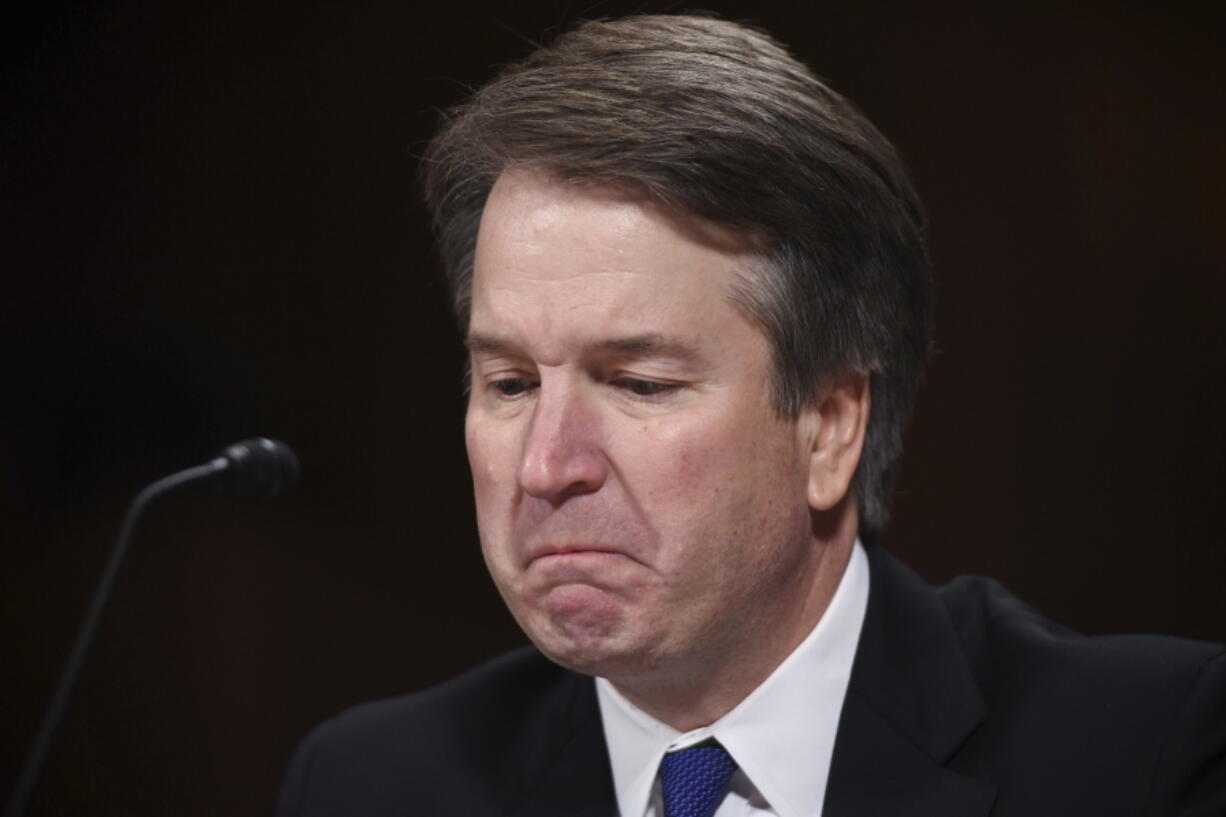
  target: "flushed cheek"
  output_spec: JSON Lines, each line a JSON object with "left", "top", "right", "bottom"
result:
{"left": 638, "top": 434, "right": 796, "bottom": 573}
{"left": 468, "top": 427, "right": 521, "bottom": 535}
{"left": 471, "top": 488, "right": 526, "bottom": 597}
{"left": 634, "top": 423, "right": 758, "bottom": 509}
{"left": 466, "top": 419, "right": 513, "bottom": 489}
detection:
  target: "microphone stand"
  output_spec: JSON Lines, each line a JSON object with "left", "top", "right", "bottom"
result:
{"left": 3, "top": 458, "right": 226, "bottom": 817}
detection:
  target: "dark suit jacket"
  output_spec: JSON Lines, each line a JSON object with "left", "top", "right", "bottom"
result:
{"left": 276, "top": 545, "right": 1226, "bottom": 816}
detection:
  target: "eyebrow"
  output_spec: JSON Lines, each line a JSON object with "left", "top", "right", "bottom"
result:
{"left": 597, "top": 334, "right": 702, "bottom": 360}
{"left": 464, "top": 333, "right": 514, "bottom": 355}
{"left": 464, "top": 332, "right": 703, "bottom": 362}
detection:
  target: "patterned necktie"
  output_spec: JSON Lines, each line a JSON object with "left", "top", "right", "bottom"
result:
{"left": 658, "top": 741, "right": 739, "bottom": 817}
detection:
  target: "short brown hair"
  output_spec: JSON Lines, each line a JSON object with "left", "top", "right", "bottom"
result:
{"left": 422, "top": 14, "right": 933, "bottom": 535}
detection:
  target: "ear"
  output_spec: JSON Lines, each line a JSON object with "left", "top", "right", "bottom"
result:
{"left": 800, "top": 370, "right": 870, "bottom": 512}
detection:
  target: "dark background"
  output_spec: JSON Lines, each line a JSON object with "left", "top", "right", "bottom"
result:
{"left": 3, "top": 1, "right": 1223, "bottom": 814}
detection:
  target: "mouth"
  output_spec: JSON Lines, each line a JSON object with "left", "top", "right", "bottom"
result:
{"left": 521, "top": 541, "right": 649, "bottom": 578}
{"left": 527, "top": 545, "right": 628, "bottom": 564}
{"left": 524, "top": 547, "right": 641, "bottom": 594}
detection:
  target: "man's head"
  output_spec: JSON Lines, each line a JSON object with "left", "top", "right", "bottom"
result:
{"left": 424, "top": 14, "right": 932, "bottom": 535}
{"left": 423, "top": 14, "right": 932, "bottom": 715}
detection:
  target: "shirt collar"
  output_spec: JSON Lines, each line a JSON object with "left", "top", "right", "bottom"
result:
{"left": 595, "top": 540, "right": 869, "bottom": 817}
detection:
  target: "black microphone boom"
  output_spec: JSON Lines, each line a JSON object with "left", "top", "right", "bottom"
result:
{"left": 3, "top": 438, "right": 299, "bottom": 817}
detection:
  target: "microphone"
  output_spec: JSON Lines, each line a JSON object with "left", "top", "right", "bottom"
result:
{"left": 4, "top": 438, "right": 299, "bottom": 817}
{"left": 214, "top": 437, "right": 301, "bottom": 499}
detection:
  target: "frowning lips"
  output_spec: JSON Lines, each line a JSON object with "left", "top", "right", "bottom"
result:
{"left": 526, "top": 544, "right": 631, "bottom": 561}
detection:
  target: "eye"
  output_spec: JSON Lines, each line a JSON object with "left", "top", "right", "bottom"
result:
{"left": 614, "top": 378, "right": 677, "bottom": 398}
{"left": 489, "top": 377, "right": 536, "bottom": 398}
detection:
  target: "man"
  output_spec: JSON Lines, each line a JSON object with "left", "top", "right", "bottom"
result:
{"left": 277, "top": 14, "right": 1225, "bottom": 817}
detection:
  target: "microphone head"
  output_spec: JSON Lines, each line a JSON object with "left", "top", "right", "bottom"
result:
{"left": 217, "top": 438, "right": 300, "bottom": 499}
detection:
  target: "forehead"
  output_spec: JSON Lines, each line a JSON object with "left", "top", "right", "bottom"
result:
{"left": 469, "top": 170, "right": 762, "bottom": 354}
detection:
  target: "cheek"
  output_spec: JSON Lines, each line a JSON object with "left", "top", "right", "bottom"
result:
{"left": 466, "top": 408, "right": 504, "bottom": 476}
{"left": 630, "top": 407, "right": 803, "bottom": 547}
{"left": 651, "top": 398, "right": 791, "bottom": 480}
{"left": 468, "top": 422, "right": 521, "bottom": 587}
{"left": 465, "top": 417, "right": 516, "bottom": 532}
{"left": 628, "top": 414, "right": 761, "bottom": 523}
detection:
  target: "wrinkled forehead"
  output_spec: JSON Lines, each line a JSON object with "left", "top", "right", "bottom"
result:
{"left": 467, "top": 169, "right": 772, "bottom": 365}
{"left": 470, "top": 169, "right": 763, "bottom": 308}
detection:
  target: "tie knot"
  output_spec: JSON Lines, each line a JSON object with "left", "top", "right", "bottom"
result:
{"left": 658, "top": 741, "right": 739, "bottom": 817}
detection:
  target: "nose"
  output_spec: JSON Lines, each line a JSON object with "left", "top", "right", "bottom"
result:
{"left": 518, "top": 383, "right": 608, "bottom": 504}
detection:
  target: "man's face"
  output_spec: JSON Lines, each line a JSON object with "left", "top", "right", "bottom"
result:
{"left": 465, "top": 170, "right": 825, "bottom": 687}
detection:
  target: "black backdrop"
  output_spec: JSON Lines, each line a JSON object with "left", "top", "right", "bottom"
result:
{"left": 3, "top": 2, "right": 1223, "bottom": 815}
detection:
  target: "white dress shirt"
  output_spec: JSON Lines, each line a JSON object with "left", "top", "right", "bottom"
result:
{"left": 595, "top": 540, "right": 869, "bottom": 817}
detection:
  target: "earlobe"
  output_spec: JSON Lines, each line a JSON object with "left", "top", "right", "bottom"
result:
{"left": 805, "top": 371, "right": 870, "bottom": 511}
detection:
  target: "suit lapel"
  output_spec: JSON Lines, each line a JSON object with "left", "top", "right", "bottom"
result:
{"left": 508, "top": 669, "right": 618, "bottom": 817}
{"left": 824, "top": 545, "right": 996, "bottom": 817}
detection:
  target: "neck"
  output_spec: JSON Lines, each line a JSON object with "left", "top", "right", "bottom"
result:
{"left": 609, "top": 508, "right": 858, "bottom": 731}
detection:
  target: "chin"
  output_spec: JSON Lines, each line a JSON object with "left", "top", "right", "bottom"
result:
{"left": 520, "top": 603, "right": 649, "bottom": 678}
{"left": 538, "top": 642, "right": 664, "bottom": 683}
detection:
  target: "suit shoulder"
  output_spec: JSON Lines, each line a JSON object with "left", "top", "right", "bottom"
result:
{"left": 935, "top": 572, "right": 1224, "bottom": 724}
{"left": 930, "top": 574, "right": 1226, "bottom": 811}
{"left": 278, "top": 647, "right": 594, "bottom": 816}
{"left": 936, "top": 566, "right": 1216, "bottom": 657}
{"left": 309, "top": 645, "right": 574, "bottom": 755}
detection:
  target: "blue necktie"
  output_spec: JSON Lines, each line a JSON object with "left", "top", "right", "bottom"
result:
{"left": 658, "top": 741, "right": 739, "bottom": 817}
